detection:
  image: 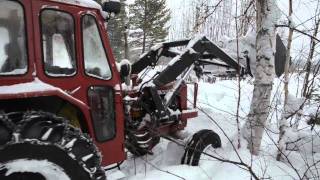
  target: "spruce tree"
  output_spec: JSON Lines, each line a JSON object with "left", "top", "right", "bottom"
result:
{"left": 106, "top": 0, "right": 128, "bottom": 61}
{"left": 129, "top": 0, "right": 170, "bottom": 53}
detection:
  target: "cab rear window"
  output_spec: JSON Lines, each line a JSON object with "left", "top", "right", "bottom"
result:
{"left": 0, "top": 1, "right": 28, "bottom": 75}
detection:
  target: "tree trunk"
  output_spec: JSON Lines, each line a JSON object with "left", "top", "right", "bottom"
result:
{"left": 277, "top": 0, "right": 293, "bottom": 161}
{"left": 142, "top": 31, "right": 146, "bottom": 53}
{"left": 302, "top": 19, "right": 320, "bottom": 97}
{"left": 235, "top": 0, "right": 241, "bottom": 149}
{"left": 142, "top": 0, "right": 147, "bottom": 53}
{"left": 124, "top": 29, "right": 129, "bottom": 59}
{"left": 243, "top": 0, "right": 279, "bottom": 155}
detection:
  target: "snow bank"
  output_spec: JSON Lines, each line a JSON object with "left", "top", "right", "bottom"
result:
{"left": 113, "top": 74, "right": 320, "bottom": 180}
{"left": 220, "top": 32, "right": 256, "bottom": 75}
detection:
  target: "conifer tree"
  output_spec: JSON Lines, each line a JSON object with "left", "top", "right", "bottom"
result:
{"left": 107, "top": 0, "right": 128, "bottom": 61}
{"left": 129, "top": 0, "right": 170, "bottom": 53}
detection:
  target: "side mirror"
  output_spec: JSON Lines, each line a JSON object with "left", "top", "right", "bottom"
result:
{"left": 102, "top": 0, "right": 121, "bottom": 15}
{"left": 117, "top": 60, "right": 132, "bottom": 85}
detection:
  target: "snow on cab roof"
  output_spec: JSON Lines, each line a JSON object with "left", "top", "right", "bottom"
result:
{"left": 50, "top": 0, "right": 102, "bottom": 9}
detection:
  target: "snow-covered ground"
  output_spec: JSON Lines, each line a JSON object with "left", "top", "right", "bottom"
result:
{"left": 108, "top": 76, "right": 320, "bottom": 180}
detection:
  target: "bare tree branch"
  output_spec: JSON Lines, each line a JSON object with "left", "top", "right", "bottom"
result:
{"left": 276, "top": 24, "right": 320, "bottom": 42}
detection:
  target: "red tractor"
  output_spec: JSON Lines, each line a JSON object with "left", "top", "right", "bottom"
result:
{"left": 0, "top": 0, "right": 247, "bottom": 179}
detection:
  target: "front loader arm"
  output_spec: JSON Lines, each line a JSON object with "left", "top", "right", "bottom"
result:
{"left": 132, "top": 36, "right": 248, "bottom": 90}
{"left": 131, "top": 36, "right": 247, "bottom": 78}
{"left": 128, "top": 36, "right": 248, "bottom": 120}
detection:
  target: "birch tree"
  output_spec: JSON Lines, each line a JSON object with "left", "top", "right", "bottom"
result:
{"left": 277, "top": 0, "right": 293, "bottom": 161}
{"left": 243, "top": 0, "right": 280, "bottom": 155}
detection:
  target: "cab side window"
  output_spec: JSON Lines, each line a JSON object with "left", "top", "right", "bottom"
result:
{"left": 0, "top": 1, "right": 27, "bottom": 75}
{"left": 82, "top": 15, "right": 112, "bottom": 80}
{"left": 41, "top": 10, "right": 76, "bottom": 76}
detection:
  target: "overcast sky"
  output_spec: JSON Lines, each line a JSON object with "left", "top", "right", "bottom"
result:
{"left": 126, "top": 0, "right": 320, "bottom": 61}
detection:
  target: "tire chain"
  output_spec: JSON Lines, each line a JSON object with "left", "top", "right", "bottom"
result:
{"left": 0, "top": 111, "right": 105, "bottom": 180}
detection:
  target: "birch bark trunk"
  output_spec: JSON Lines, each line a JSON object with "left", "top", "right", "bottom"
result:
{"left": 243, "top": 0, "right": 280, "bottom": 155}
{"left": 277, "top": 0, "right": 293, "bottom": 161}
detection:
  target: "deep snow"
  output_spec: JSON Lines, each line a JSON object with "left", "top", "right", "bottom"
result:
{"left": 107, "top": 75, "right": 320, "bottom": 180}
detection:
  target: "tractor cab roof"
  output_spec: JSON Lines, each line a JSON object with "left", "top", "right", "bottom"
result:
{"left": 49, "top": 0, "right": 102, "bottom": 10}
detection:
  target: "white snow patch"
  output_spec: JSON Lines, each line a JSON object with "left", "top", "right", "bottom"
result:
{"left": 285, "top": 94, "right": 305, "bottom": 115}
{"left": 139, "top": 52, "right": 149, "bottom": 59}
{"left": 0, "top": 68, "right": 27, "bottom": 75}
{"left": 168, "top": 55, "right": 181, "bottom": 66}
{"left": 107, "top": 169, "right": 126, "bottom": 180}
{"left": 0, "top": 78, "right": 58, "bottom": 95}
{"left": 114, "top": 84, "right": 121, "bottom": 91}
{"left": 150, "top": 43, "right": 163, "bottom": 52}
{"left": 187, "top": 35, "right": 205, "bottom": 48}
{"left": 51, "top": 0, "right": 101, "bottom": 9}
{"left": 0, "top": 78, "right": 86, "bottom": 107}
{"left": 124, "top": 95, "right": 138, "bottom": 101}
{"left": 4, "top": 159, "right": 70, "bottom": 180}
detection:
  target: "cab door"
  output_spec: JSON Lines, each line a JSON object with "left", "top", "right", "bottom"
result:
{"left": 79, "top": 11, "right": 126, "bottom": 166}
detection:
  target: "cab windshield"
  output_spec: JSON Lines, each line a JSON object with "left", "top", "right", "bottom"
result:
{"left": 0, "top": 1, "right": 27, "bottom": 75}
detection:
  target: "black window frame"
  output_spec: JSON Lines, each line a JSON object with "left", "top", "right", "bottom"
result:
{"left": 39, "top": 8, "right": 78, "bottom": 78}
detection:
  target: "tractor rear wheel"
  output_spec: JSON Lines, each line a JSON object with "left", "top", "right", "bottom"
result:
{"left": 181, "top": 129, "right": 221, "bottom": 166}
{"left": 0, "top": 111, "right": 105, "bottom": 180}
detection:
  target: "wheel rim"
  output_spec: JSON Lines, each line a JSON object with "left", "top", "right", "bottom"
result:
{"left": 1, "top": 159, "right": 71, "bottom": 180}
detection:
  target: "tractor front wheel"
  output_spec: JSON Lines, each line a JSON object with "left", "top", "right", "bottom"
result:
{"left": 181, "top": 129, "right": 221, "bottom": 166}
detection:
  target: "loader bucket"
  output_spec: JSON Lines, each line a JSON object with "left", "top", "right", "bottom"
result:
{"left": 275, "top": 35, "right": 287, "bottom": 77}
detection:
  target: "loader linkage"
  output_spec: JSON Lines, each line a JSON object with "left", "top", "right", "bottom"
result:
{"left": 122, "top": 36, "right": 249, "bottom": 155}
{"left": 129, "top": 36, "right": 248, "bottom": 119}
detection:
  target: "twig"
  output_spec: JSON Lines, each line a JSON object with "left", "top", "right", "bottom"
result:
{"left": 275, "top": 24, "right": 320, "bottom": 42}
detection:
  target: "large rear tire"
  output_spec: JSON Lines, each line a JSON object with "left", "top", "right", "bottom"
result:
{"left": 0, "top": 111, "right": 105, "bottom": 180}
